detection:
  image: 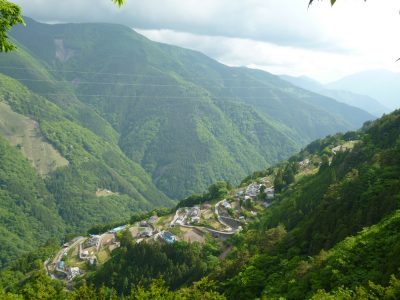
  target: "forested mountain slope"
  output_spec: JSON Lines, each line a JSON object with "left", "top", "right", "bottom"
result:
{"left": 0, "top": 73, "right": 172, "bottom": 265}
{"left": 0, "top": 17, "right": 374, "bottom": 199}
{"left": 212, "top": 109, "right": 400, "bottom": 299}
{"left": 79, "top": 110, "right": 399, "bottom": 299}
{"left": 0, "top": 106, "right": 398, "bottom": 300}
{"left": 0, "top": 134, "right": 65, "bottom": 268}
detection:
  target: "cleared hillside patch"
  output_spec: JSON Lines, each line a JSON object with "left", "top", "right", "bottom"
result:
{"left": 0, "top": 101, "right": 68, "bottom": 176}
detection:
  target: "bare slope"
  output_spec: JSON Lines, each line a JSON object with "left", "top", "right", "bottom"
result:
{"left": 0, "top": 101, "right": 68, "bottom": 176}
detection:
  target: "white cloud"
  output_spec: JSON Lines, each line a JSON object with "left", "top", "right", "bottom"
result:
{"left": 137, "top": 28, "right": 400, "bottom": 82}
{"left": 12, "top": 0, "right": 400, "bottom": 81}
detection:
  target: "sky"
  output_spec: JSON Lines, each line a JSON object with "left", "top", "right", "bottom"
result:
{"left": 12, "top": 0, "right": 400, "bottom": 82}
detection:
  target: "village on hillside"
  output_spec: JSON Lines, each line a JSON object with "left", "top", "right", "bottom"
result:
{"left": 45, "top": 179, "right": 276, "bottom": 282}
{"left": 45, "top": 140, "right": 357, "bottom": 282}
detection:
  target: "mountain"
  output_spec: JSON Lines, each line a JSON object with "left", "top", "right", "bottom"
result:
{"left": 1, "top": 109, "right": 399, "bottom": 299}
{"left": 84, "top": 109, "right": 400, "bottom": 298}
{"left": 327, "top": 69, "right": 400, "bottom": 110}
{"left": 0, "top": 17, "right": 374, "bottom": 201}
{"left": 0, "top": 133, "right": 65, "bottom": 268}
{"left": 280, "top": 74, "right": 390, "bottom": 117}
{"left": 0, "top": 72, "right": 173, "bottom": 265}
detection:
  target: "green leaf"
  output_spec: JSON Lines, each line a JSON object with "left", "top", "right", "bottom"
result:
{"left": 113, "top": 0, "right": 126, "bottom": 7}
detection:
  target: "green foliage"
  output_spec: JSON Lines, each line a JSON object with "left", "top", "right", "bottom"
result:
{"left": 176, "top": 181, "right": 230, "bottom": 208}
{"left": 0, "top": 134, "right": 65, "bottom": 267}
{"left": 113, "top": 0, "right": 125, "bottom": 7}
{"left": 90, "top": 239, "right": 218, "bottom": 295}
{"left": 209, "top": 110, "right": 400, "bottom": 299}
{"left": 0, "top": 1, "right": 24, "bottom": 52}
{"left": 0, "top": 73, "right": 172, "bottom": 236}
{"left": 129, "top": 207, "right": 172, "bottom": 224}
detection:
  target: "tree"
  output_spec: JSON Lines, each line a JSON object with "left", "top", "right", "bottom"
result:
{"left": 274, "top": 168, "right": 284, "bottom": 193}
{"left": 309, "top": 0, "right": 337, "bottom": 5}
{"left": 113, "top": 0, "right": 126, "bottom": 7}
{"left": 309, "top": 0, "right": 366, "bottom": 6}
{"left": 0, "top": 0, "right": 126, "bottom": 52}
{"left": 283, "top": 165, "right": 295, "bottom": 185}
{"left": 0, "top": 0, "right": 24, "bottom": 52}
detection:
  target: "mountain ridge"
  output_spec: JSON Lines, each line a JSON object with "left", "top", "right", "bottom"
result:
{"left": 280, "top": 74, "right": 389, "bottom": 117}
{"left": 2, "top": 17, "right": 374, "bottom": 199}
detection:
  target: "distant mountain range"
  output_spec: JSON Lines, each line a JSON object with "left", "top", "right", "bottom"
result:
{"left": 0, "top": 17, "right": 375, "bottom": 264}
{"left": 327, "top": 69, "right": 400, "bottom": 111}
{"left": 280, "top": 74, "right": 390, "bottom": 117}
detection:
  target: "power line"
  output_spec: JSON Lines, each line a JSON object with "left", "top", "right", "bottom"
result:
{"left": 0, "top": 65, "right": 275, "bottom": 84}
{"left": 2, "top": 91, "right": 277, "bottom": 101}
{"left": 8, "top": 77, "right": 277, "bottom": 89}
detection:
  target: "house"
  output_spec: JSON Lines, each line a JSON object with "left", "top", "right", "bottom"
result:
{"left": 87, "top": 235, "right": 101, "bottom": 248}
{"left": 161, "top": 231, "right": 177, "bottom": 243}
{"left": 265, "top": 187, "right": 275, "bottom": 199}
{"left": 246, "top": 183, "right": 260, "bottom": 198}
{"left": 57, "top": 261, "right": 65, "bottom": 270}
{"left": 109, "top": 225, "right": 127, "bottom": 233}
{"left": 222, "top": 201, "right": 232, "bottom": 209}
{"left": 299, "top": 158, "right": 310, "bottom": 167}
{"left": 68, "top": 267, "right": 80, "bottom": 280}
{"left": 189, "top": 207, "right": 200, "bottom": 216}
{"left": 89, "top": 257, "right": 97, "bottom": 266}
{"left": 139, "top": 221, "right": 148, "bottom": 227}
{"left": 191, "top": 216, "right": 200, "bottom": 224}
{"left": 140, "top": 227, "right": 154, "bottom": 238}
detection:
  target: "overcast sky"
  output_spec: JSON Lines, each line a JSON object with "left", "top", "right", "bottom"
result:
{"left": 13, "top": 0, "right": 400, "bottom": 82}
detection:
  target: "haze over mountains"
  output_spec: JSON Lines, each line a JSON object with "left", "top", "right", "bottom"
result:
{"left": 0, "top": 17, "right": 377, "bottom": 263}
{"left": 280, "top": 74, "right": 391, "bottom": 117}
{"left": 327, "top": 69, "right": 400, "bottom": 111}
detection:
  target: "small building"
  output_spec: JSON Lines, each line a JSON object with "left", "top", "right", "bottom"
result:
{"left": 139, "top": 221, "right": 149, "bottom": 227}
{"left": 222, "top": 201, "right": 232, "bottom": 209}
{"left": 191, "top": 216, "right": 200, "bottom": 224}
{"left": 57, "top": 261, "right": 65, "bottom": 270}
{"left": 81, "top": 250, "right": 89, "bottom": 258}
{"left": 109, "top": 225, "right": 127, "bottom": 233}
{"left": 265, "top": 187, "right": 275, "bottom": 200}
{"left": 246, "top": 183, "right": 261, "bottom": 198}
{"left": 299, "top": 158, "right": 310, "bottom": 167}
{"left": 89, "top": 257, "right": 97, "bottom": 266}
{"left": 140, "top": 227, "right": 154, "bottom": 238}
{"left": 161, "top": 231, "right": 177, "bottom": 243}
{"left": 87, "top": 235, "right": 101, "bottom": 248}
{"left": 68, "top": 267, "right": 80, "bottom": 280}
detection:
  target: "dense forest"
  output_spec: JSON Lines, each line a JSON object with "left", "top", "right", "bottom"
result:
{"left": 0, "top": 17, "right": 373, "bottom": 200}
{"left": 0, "top": 108, "right": 399, "bottom": 299}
